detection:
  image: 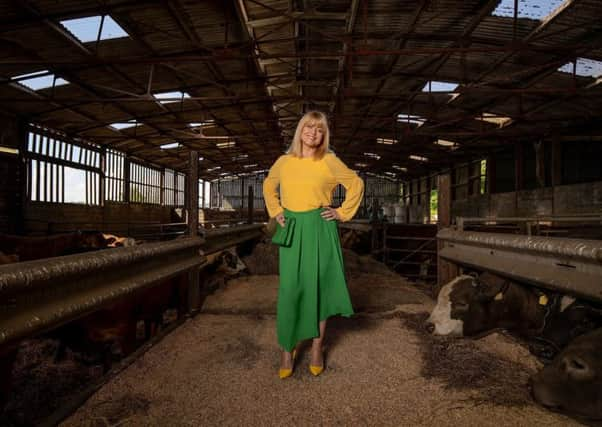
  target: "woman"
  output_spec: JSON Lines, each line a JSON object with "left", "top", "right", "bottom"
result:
{"left": 263, "top": 110, "right": 364, "bottom": 378}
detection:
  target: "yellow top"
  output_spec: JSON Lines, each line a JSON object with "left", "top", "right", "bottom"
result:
{"left": 263, "top": 153, "right": 364, "bottom": 222}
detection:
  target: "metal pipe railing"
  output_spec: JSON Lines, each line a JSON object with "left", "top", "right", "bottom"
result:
{"left": 438, "top": 229, "right": 602, "bottom": 263}
{"left": 0, "top": 224, "right": 266, "bottom": 350}
{"left": 438, "top": 228, "right": 602, "bottom": 302}
{"left": 0, "top": 237, "right": 204, "bottom": 349}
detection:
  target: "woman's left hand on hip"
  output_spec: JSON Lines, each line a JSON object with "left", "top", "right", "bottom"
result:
{"left": 321, "top": 206, "right": 340, "bottom": 221}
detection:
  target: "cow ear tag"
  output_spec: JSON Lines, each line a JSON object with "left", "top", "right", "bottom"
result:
{"left": 494, "top": 292, "right": 504, "bottom": 301}
{"left": 538, "top": 295, "right": 549, "bottom": 306}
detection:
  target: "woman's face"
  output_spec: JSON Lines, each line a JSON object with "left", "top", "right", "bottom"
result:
{"left": 301, "top": 122, "right": 324, "bottom": 149}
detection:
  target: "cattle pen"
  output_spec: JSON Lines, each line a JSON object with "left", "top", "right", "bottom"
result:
{"left": 1, "top": 0, "right": 602, "bottom": 425}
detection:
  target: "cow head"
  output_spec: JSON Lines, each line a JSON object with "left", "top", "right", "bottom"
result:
{"left": 426, "top": 272, "right": 526, "bottom": 337}
{"left": 531, "top": 327, "right": 602, "bottom": 419}
{"left": 101, "top": 233, "right": 137, "bottom": 247}
{"left": 217, "top": 249, "right": 246, "bottom": 274}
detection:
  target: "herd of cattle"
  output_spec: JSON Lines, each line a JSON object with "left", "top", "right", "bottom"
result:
{"left": 0, "top": 231, "right": 245, "bottom": 406}
{"left": 428, "top": 272, "right": 602, "bottom": 419}
{"left": 1, "top": 231, "right": 601, "bottom": 420}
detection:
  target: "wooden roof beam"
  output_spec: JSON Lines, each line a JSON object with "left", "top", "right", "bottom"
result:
{"left": 246, "top": 11, "right": 347, "bottom": 28}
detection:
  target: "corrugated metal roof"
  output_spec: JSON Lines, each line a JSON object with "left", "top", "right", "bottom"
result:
{"left": 0, "top": 0, "right": 601, "bottom": 178}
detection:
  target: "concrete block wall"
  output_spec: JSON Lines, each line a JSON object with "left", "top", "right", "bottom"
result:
{"left": 451, "top": 181, "right": 602, "bottom": 219}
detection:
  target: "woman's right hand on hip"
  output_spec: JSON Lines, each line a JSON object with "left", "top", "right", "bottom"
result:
{"left": 275, "top": 213, "right": 285, "bottom": 227}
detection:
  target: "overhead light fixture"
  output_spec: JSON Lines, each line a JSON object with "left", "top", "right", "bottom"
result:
{"left": 207, "top": 166, "right": 221, "bottom": 172}
{"left": 409, "top": 154, "right": 428, "bottom": 162}
{"left": 384, "top": 172, "right": 396, "bottom": 177}
{"left": 355, "top": 162, "right": 368, "bottom": 168}
{"left": 243, "top": 164, "right": 258, "bottom": 168}
{"left": 11, "top": 70, "right": 69, "bottom": 91}
{"left": 392, "top": 165, "right": 408, "bottom": 172}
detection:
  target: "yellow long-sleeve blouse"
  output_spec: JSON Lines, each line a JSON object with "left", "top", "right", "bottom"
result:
{"left": 263, "top": 152, "right": 364, "bottom": 222}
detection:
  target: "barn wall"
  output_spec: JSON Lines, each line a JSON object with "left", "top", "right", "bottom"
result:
{"left": 23, "top": 202, "right": 173, "bottom": 235}
{"left": 0, "top": 113, "right": 22, "bottom": 233}
{"left": 451, "top": 181, "right": 602, "bottom": 218}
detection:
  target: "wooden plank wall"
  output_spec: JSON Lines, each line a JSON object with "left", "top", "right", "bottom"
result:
{"left": 23, "top": 202, "right": 173, "bottom": 236}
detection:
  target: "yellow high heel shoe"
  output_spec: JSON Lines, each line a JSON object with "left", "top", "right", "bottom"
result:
{"left": 309, "top": 351, "right": 324, "bottom": 376}
{"left": 278, "top": 349, "right": 297, "bottom": 379}
{"left": 309, "top": 364, "right": 324, "bottom": 376}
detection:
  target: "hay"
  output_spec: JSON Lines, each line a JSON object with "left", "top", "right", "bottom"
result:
{"left": 1, "top": 339, "right": 101, "bottom": 426}
{"left": 397, "top": 312, "right": 538, "bottom": 407}
{"left": 240, "top": 239, "right": 279, "bottom": 275}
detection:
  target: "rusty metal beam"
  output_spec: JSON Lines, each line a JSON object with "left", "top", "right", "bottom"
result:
{"left": 438, "top": 228, "right": 602, "bottom": 303}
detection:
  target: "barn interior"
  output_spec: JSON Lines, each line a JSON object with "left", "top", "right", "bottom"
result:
{"left": 1, "top": 0, "right": 602, "bottom": 425}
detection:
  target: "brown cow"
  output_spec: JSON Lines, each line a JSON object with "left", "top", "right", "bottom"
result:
{"left": 0, "top": 231, "right": 108, "bottom": 261}
{"left": 1, "top": 234, "right": 140, "bottom": 371}
{"left": 0, "top": 251, "right": 18, "bottom": 264}
{"left": 531, "top": 327, "right": 602, "bottom": 419}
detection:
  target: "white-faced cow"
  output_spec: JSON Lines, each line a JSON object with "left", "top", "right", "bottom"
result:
{"left": 426, "top": 272, "right": 602, "bottom": 360}
{"left": 531, "top": 327, "right": 602, "bottom": 419}
{"left": 426, "top": 273, "right": 549, "bottom": 337}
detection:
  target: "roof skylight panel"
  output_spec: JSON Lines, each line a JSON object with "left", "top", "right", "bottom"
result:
{"left": 421, "top": 81, "right": 459, "bottom": 92}
{"left": 11, "top": 71, "right": 69, "bottom": 91}
{"left": 397, "top": 113, "right": 426, "bottom": 127}
{"left": 491, "top": 0, "right": 567, "bottom": 20}
{"left": 434, "top": 139, "right": 460, "bottom": 149}
{"left": 376, "top": 138, "right": 398, "bottom": 145}
{"left": 475, "top": 113, "right": 513, "bottom": 127}
{"left": 363, "top": 152, "right": 381, "bottom": 160}
{"left": 558, "top": 58, "right": 602, "bottom": 78}
{"left": 409, "top": 154, "right": 428, "bottom": 162}
{"left": 153, "top": 91, "right": 191, "bottom": 104}
{"left": 189, "top": 120, "right": 216, "bottom": 128}
{"left": 109, "top": 120, "right": 138, "bottom": 130}
{"left": 216, "top": 141, "right": 236, "bottom": 149}
{"left": 160, "top": 142, "right": 181, "bottom": 149}
{"left": 60, "top": 15, "right": 129, "bottom": 43}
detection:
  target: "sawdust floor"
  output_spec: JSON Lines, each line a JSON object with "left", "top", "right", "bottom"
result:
{"left": 62, "top": 273, "right": 581, "bottom": 426}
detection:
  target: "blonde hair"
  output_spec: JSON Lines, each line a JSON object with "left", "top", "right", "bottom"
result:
{"left": 287, "top": 111, "right": 330, "bottom": 159}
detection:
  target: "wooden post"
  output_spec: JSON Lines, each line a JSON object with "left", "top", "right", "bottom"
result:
{"left": 514, "top": 142, "right": 524, "bottom": 192}
{"left": 247, "top": 184, "right": 254, "bottom": 224}
{"left": 187, "top": 150, "right": 200, "bottom": 314}
{"left": 99, "top": 147, "right": 106, "bottom": 207}
{"left": 437, "top": 173, "right": 458, "bottom": 289}
{"left": 187, "top": 151, "right": 199, "bottom": 236}
{"left": 123, "top": 155, "right": 130, "bottom": 203}
{"left": 16, "top": 119, "right": 28, "bottom": 234}
{"left": 551, "top": 139, "right": 562, "bottom": 187}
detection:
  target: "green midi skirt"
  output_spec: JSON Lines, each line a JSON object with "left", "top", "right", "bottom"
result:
{"left": 277, "top": 208, "right": 354, "bottom": 351}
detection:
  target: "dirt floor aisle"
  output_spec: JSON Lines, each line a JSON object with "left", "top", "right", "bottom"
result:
{"left": 61, "top": 273, "right": 579, "bottom": 426}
